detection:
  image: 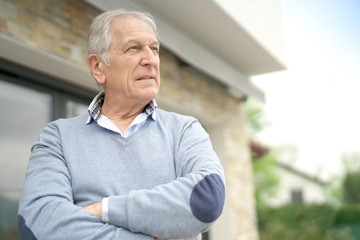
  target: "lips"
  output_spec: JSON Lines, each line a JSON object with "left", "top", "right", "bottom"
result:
{"left": 136, "top": 75, "right": 155, "bottom": 81}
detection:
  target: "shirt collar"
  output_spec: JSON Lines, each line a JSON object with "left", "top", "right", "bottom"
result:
{"left": 86, "top": 91, "right": 157, "bottom": 124}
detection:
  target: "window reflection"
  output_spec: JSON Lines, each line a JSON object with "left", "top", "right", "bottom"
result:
{"left": 66, "top": 100, "right": 88, "bottom": 118}
{"left": 0, "top": 80, "right": 52, "bottom": 238}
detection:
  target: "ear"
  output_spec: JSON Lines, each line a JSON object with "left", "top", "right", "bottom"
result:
{"left": 87, "top": 54, "right": 106, "bottom": 85}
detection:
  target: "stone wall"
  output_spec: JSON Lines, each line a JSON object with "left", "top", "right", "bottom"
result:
{"left": 0, "top": 0, "right": 258, "bottom": 239}
{"left": 0, "top": 0, "right": 95, "bottom": 66}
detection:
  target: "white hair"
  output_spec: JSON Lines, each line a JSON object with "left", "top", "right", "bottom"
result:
{"left": 87, "top": 9, "right": 157, "bottom": 66}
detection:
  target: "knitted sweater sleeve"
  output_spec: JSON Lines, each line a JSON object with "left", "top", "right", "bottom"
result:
{"left": 106, "top": 119, "right": 226, "bottom": 239}
{"left": 17, "top": 123, "right": 152, "bottom": 240}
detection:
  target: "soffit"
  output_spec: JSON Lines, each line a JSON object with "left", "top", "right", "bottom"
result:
{"left": 135, "top": 0, "right": 285, "bottom": 76}
{"left": 85, "top": 0, "right": 287, "bottom": 101}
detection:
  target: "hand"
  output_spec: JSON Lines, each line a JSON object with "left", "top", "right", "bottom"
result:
{"left": 82, "top": 202, "right": 102, "bottom": 218}
{"left": 154, "top": 233, "right": 200, "bottom": 240}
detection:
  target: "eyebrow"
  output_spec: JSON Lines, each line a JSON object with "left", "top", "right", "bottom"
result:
{"left": 125, "top": 39, "right": 160, "bottom": 46}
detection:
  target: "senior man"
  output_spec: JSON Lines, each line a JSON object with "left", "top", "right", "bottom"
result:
{"left": 18, "top": 9, "right": 225, "bottom": 240}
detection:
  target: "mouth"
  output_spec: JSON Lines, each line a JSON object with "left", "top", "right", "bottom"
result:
{"left": 136, "top": 76, "right": 155, "bottom": 81}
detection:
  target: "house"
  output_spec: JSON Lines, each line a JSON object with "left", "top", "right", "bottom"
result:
{"left": 265, "top": 163, "right": 328, "bottom": 206}
{"left": 0, "top": 0, "right": 286, "bottom": 239}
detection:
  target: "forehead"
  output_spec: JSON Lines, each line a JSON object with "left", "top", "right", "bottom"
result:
{"left": 111, "top": 16, "right": 157, "bottom": 43}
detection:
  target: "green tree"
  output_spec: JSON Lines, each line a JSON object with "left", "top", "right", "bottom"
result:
{"left": 245, "top": 98, "right": 269, "bottom": 136}
{"left": 341, "top": 152, "right": 360, "bottom": 204}
{"left": 246, "top": 98, "right": 279, "bottom": 206}
{"left": 253, "top": 152, "right": 280, "bottom": 206}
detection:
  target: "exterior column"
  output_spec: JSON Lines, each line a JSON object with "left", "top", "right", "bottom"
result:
{"left": 223, "top": 102, "right": 259, "bottom": 240}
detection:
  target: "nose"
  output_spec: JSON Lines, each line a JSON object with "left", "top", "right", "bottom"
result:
{"left": 140, "top": 46, "right": 159, "bottom": 66}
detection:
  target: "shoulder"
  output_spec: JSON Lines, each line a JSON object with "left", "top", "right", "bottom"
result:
{"left": 155, "top": 108, "right": 206, "bottom": 137}
{"left": 156, "top": 108, "right": 197, "bottom": 125}
{"left": 43, "top": 113, "right": 89, "bottom": 135}
{"left": 34, "top": 113, "right": 90, "bottom": 147}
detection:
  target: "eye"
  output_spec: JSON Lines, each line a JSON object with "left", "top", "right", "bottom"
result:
{"left": 128, "top": 46, "right": 139, "bottom": 51}
{"left": 151, "top": 47, "right": 159, "bottom": 54}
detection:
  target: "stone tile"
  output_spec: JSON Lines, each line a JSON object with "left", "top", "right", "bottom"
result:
{"left": 0, "top": 1, "right": 18, "bottom": 18}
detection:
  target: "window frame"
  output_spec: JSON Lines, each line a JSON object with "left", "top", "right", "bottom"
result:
{"left": 0, "top": 58, "right": 96, "bottom": 120}
{"left": 0, "top": 58, "right": 97, "bottom": 238}
{"left": 290, "top": 188, "right": 304, "bottom": 203}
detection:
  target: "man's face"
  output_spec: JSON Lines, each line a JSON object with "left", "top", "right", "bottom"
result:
{"left": 102, "top": 17, "right": 160, "bottom": 104}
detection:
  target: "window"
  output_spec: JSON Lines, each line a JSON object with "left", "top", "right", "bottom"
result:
{"left": 0, "top": 80, "right": 52, "bottom": 238}
{"left": 0, "top": 61, "right": 93, "bottom": 239}
{"left": 66, "top": 100, "right": 88, "bottom": 118}
{"left": 291, "top": 189, "right": 304, "bottom": 203}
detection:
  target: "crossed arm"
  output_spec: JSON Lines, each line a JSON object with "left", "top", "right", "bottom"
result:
{"left": 83, "top": 199, "right": 199, "bottom": 239}
{"left": 82, "top": 196, "right": 200, "bottom": 240}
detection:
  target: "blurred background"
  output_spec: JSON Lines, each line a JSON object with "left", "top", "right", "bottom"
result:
{"left": 251, "top": 1, "right": 360, "bottom": 239}
{"left": 0, "top": 0, "right": 359, "bottom": 239}
{"left": 252, "top": 0, "right": 360, "bottom": 182}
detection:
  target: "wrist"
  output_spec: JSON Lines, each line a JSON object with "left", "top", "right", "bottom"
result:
{"left": 82, "top": 202, "right": 102, "bottom": 218}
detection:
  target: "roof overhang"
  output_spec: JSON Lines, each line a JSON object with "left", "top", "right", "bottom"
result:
{"left": 86, "top": 0, "right": 286, "bottom": 102}
{"left": 0, "top": 34, "right": 97, "bottom": 92}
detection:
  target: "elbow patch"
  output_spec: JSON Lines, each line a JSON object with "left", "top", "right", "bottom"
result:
{"left": 18, "top": 215, "right": 37, "bottom": 240}
{"left": 190, "top": 173, "right": 225, "bottom": 223}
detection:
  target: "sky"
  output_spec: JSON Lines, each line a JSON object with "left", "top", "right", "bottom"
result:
{"left": 251, "top": 0, "right": 360, "bottom": 181}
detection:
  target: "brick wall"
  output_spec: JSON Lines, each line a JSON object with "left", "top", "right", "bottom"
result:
{"left": 0, "top": 0, "right": 258, "bottom": 239}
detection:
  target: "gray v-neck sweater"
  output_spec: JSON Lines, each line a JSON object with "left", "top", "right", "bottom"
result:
{"left": 18, "top": 109, "right": 225, "bottom": 240}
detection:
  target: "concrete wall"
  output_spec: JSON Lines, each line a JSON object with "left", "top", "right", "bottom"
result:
{"left": 0, "top": 0, "right": 258, "bottom": 239}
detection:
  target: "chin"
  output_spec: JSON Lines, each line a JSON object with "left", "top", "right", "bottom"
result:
{"left": 141, "top": 88, "right": 159, "bottom": 101}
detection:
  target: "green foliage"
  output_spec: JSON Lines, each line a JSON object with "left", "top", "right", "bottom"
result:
{"left": 336, "top": 205, "right": 360, "bottom": 223}
{"left": 260, "top": 220, "right": 354, "bottom": 240}
{"left": 343, "top": 172, "right": 360, "bottom": 204}
{"left": 253, "top": 153, "right": 280, "bottom": 206}
{"left": 245, "top": 98, "right": 280, "bottom": 206}
{"left": 341, "top": 152, "right": 360, "bottom": 204}
{"left": 253, "top": 144, "right": 300, "bottom": 207}
{"left": 257, "top": 204, "right": 357, "bottom": 240}
{"left": 257, "top": 204, "right": 336, "bottom": 231}
{"left": 326, "top": 175, "right": 343, "bottom": 207}
{"left": 245, "top": 98, "right": 270, "bottom": 136}
{"left": 324, "top": 152, "right": 360, "bottom": 206}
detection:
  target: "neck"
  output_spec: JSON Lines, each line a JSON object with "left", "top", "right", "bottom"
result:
{"left": 100, "top": 96, "right": 147, "bottom": 133}
{"left": 101, "top": 100, "right": 145, "bottom": 121}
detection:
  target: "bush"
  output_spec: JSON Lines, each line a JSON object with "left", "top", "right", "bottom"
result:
{"left": 257, "top": 204, "right": 336, "bottom": 231}
{"left": 336, "top": 205, "right": 360, "bottom": 223}
{"left": 257, "top": 204, "right": 356, "bottom": 240}
{"left": 260, "top": 220, "right": 354, "bottom": 240}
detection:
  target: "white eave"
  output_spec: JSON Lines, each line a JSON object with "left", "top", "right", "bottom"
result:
{"left": 86, "top": 0, "right": 287, "bottom": 102}
{"left": 0, "top": 34, "right": 97, "bottom": 92}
